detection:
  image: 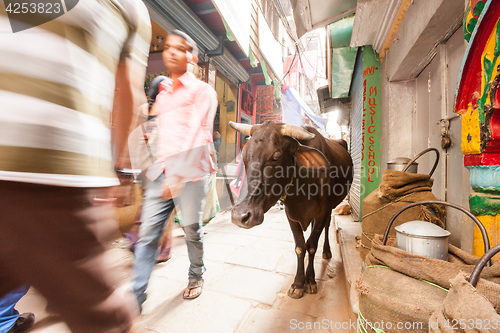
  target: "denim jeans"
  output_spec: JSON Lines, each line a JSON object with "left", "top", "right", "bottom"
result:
{"left": 0, "top": 285, "right": 29, "bottom": 332}
{"left": 132, "top": 173, "right": 207, "bottom": 308}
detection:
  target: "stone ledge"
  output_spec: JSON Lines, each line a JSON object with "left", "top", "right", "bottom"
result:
{"left": 335, "top": 214, "right": 363, "bottom": 317}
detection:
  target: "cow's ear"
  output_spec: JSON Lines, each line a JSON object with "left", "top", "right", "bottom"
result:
{"left": 294, "top": 144, "right": 330, "bottom": 172}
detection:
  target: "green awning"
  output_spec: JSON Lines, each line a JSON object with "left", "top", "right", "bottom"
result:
{"left": 222, "top": 18, "right": 236, "bottom": 42}
{"left": 331, "top": 47, "right": 358, "bottom": 98}
{"left": 249, "top": 45, "right": 258, "bottom": 68}
{"left": 261, "top": 61, "right": 272, "bottom": 85}
{"left": 273, "top": 79, "right": 281, "bottom": 99}
{"left": 330, "top": 16, "right": 355, "bottom": 48}
{"left": 329, "top": 16, "right": 358, "bottom": 99}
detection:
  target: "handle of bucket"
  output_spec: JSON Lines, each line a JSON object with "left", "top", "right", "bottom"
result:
{"left": 402, "top": 148, "right": 440, "bottom": 177}
{"left": 382, "top": 200, "right": 491, "bottom": 266}
{"left": 469, "top": 243, "right": 500, "bottom": 287}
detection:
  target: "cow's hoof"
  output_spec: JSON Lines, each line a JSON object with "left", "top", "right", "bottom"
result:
{"left": 305, "top": 282, "right": 318, "bottom": 294}
{"left": 322, "top": 251, "right": 332, "bottom": 259}
{"left": 287, "top": 286, "right": 305, "bottom": 299}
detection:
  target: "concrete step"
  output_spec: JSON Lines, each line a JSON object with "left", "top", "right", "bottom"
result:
{"left": 334, "top": 214, "right": 363, "bottom": 318}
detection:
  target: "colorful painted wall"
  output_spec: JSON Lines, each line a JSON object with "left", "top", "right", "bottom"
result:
{"left": 456, "top": 0, "right": 500, "bottom": 256}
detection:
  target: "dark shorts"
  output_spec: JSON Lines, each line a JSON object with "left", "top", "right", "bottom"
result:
{"left": 0, "top": 181, "right": 137, "bottom": 333}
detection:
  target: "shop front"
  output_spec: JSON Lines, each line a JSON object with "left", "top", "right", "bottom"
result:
{"left": 215, "top": 72, "right": 239, "bottom": 164}
{"left": 348, "top": 46, "right": 381, "bottom": 221}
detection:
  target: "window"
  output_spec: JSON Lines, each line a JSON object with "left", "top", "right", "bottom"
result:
{"left": 259, "top": 0, "right": 280, "bottom": 41}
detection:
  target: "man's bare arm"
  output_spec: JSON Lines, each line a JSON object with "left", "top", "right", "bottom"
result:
{"left": 112, "top": 57, "right": 148, "bottom": 170}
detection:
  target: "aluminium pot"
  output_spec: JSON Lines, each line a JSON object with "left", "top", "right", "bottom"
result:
{"left": 386, "top": 148, "right": 441, "bottom": 176}
{"left": 386, "top": 157, "right": 418, "bottom": 173}
{"left": 395, "top": 220, "right": 450, "bottom": 261}
{"left": 384, "top": 201, "right": 492, "bottom": 266}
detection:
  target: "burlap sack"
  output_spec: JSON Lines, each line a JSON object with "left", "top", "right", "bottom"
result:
{"left": 114, "top": 173, "right": 143, "bottom": 233}
{"left": 366, "top": 236, "right": 500, "bottom": 294}
{"left": 358, "top": 237, "right": 500, "bottom": 332}
{"left": 429, "top": 272, "right": 500, "bottom": 333}
{"left": 358, "top": 265, "right": 448, "bottom": 333}
{"left": 360, "top": 169, "right": 446, "bottom": 260}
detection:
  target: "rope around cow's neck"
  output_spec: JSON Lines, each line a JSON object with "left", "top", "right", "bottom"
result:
{"left": 279, "top": 160, "right": 296, "bottom": 202}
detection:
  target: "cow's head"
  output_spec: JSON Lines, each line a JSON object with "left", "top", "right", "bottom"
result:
{"left": 229, "top": 121, "right": 330, "bottom": 228}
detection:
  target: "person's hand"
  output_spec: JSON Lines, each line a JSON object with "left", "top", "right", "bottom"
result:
{"left": 162, "top": 176, "right": 184, "bottom": 199}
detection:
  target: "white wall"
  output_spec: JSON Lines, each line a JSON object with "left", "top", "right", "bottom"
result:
{"left": 379, "top": 71, "right": 415, "bottom": 169}
{"left": 380, "top": 27, "right": 471, "bottom": 249}
{"left": 385, "top": 0, "right": 465, "bottom": 81}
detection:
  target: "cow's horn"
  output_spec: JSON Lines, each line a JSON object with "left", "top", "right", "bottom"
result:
{"left": 281, "top": 124, "right": 315, "bottom": 140}
{"left": 229, "top": 121, "right": 252, "bottom": 135}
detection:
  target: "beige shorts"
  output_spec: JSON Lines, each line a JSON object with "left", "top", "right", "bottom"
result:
{"left": 0, "top": 181, "right": 137, "bottom": 333}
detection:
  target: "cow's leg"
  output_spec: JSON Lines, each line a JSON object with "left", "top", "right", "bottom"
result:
{"left": 322, "top": 213, "right": 332, "bottom": 259}
{"left": 304, "top": 215, "right": 329, "bottom": 294}
{"left": 287, "top": 219, "right": 306, "bottom": 299}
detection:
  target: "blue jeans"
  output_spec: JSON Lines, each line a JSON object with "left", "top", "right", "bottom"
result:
{"left": 0, "top": 285, "right": 29, "bottom": 333}
{"left": 132, "top": 173, "right": 207, "bottom": 308}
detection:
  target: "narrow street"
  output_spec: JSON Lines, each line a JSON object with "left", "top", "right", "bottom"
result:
{"left": 3, "top": 0, "right": 499, "bottom": 332}
{"left": 17, "top": 207, "right": 354, "bottom": 333}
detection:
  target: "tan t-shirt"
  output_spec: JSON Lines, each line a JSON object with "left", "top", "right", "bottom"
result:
{"left": 0, "top": 0, "right": 151, "bottom": 186}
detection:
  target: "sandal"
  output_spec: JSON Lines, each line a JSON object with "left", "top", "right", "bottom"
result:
{"left": 183, "top": 279, "right": 204, "bottom": 300}
{"left": 155, "top": 255, "right": 171, "bottom": 264}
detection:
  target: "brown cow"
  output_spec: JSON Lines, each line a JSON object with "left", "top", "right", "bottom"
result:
{"left": 230, "top": 121, "right": 353, "bottom": 298}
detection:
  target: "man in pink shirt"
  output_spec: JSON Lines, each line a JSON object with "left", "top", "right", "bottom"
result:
{"left": 132, "top": 30, "right": 218, "bottom": 309}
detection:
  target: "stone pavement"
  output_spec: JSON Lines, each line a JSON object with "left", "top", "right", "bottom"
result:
{"left": 17, "top": 207, "right": 355, "bottom": 333}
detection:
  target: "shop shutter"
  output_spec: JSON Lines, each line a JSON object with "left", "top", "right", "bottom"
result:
{"left": 349, "top": 57, "right": 363, "bottom": 221}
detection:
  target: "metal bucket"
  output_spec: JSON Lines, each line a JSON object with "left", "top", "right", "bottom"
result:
{"left": 383, "top": 201, "right": 492, "bottom": 266}
{"left": 395, "top": 221, "right": 450, "bottom": 261}
{"left": 387, "top": 148, "right": 441, "bottom": 176}
{"left": 387, "top": 157, "right": 418, "bottom": 173}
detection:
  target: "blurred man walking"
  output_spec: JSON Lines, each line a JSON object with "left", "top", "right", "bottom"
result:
{"left": 132, "top": 30, "right": 218, "bottom": 310}
{"left": 0, "top": 1, "right": 151, "bottom": 332}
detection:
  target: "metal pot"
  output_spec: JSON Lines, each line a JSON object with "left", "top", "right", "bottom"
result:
{"left": 387, "top": 148, "right": 441, "bottom": 176}
{"left": 383, "top": 201, "right": 492, "bottom": 266}
{"left": 387, "top": 157, "right": 418, "bottom": 173}
{"left": 395, "top": 220, "right": 450, "bottom": 261}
